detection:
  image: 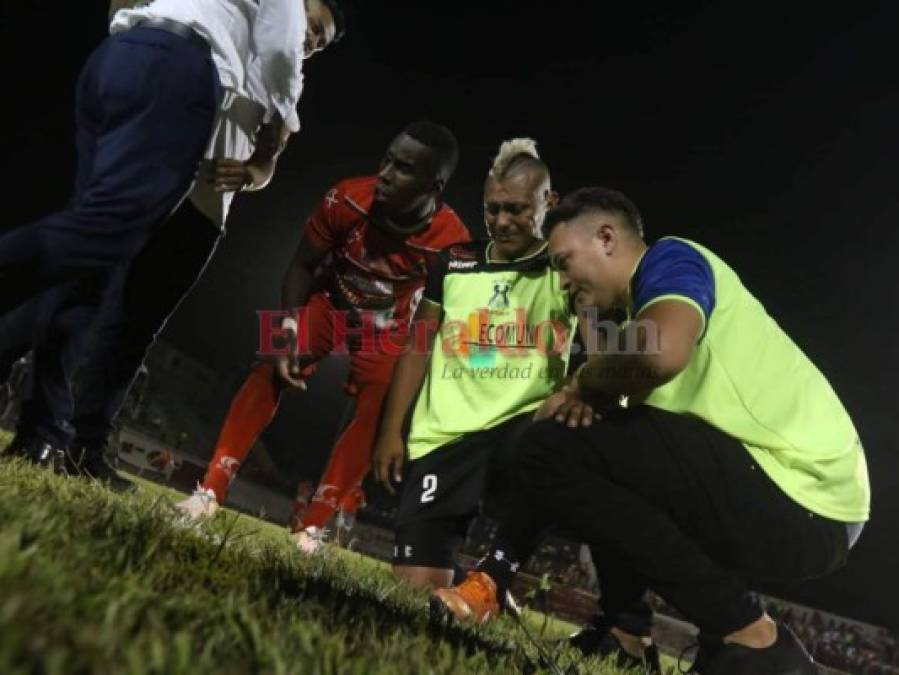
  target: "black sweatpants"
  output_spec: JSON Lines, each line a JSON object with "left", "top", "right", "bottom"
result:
{"left": 481, "top": 406, "right": 850, "bottom": 637}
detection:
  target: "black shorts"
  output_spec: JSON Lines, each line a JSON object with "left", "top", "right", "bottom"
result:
{"left": 392, "top": 412, "right": 534, "bottom": 568}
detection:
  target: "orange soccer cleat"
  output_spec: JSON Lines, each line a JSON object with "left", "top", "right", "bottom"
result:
{"left": 431, "top": 571, "right": 502, "bottom": 625}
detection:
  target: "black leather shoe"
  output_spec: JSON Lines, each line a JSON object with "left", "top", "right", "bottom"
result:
{"left": 567, "top": 619, "right": 662, "bottom": 673}
{"left": 18, "top": 436, "right": 66, "bottom": 470}
{"left": 65, "top": 446, "right": 134, "bottom": 492}
{"left": 688, "top": 622, "right": 816, "bottom": 675}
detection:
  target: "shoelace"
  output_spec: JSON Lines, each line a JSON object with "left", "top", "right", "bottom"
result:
{"left": 503, "top": 590, "right": 567, "bottom": 675}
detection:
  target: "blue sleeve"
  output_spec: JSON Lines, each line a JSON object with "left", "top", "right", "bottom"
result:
{"left": 632, "top": 239, "right": 715, "bottom": 326}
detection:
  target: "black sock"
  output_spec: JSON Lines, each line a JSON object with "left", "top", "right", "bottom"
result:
{"left": 450, "top": 562, "right": 467, "bottom": 586}
{"left": 477, "top": 546, "right": 522, "bottom": 596}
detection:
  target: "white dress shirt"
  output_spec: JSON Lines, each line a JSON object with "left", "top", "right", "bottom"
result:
{"left": 188, "top": 91, "right": 266, "bottom": 229}
{"left": 110, "top": 0, "right": 305, "bottom": 132}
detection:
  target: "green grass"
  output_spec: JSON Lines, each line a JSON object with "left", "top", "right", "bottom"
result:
{"left": 0, "top": 454, "right": 648, "bottom": 675}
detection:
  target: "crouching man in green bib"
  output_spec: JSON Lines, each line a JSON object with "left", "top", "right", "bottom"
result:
{"left": 434, "top": 186, "right": 870, "bottom": 675}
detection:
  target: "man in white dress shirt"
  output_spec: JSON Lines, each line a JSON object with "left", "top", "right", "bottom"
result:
{"left": 0, "top": 0, "right": 340, "bottom": 314}
{"left": 0, "top": 0, "right": 344, "bottom": 475}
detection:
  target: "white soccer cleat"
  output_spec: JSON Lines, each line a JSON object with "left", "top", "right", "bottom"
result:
{"left": 175, "top": 485, "right": 219, "bottom": 522}
{"left": 292, "top": 525, "right": 327, "bottom": 554}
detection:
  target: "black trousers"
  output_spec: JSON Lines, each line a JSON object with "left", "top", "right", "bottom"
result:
{"left": 483, "top": 406, "right": 849, "bottom": 637}
{"left": 70, "top": 201, "right": 220, "bottom": 448}
{"left": 1, "top": 201, "right": 219, "bottom": 448}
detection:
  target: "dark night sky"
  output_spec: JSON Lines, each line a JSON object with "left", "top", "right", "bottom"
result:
{"left": 4, "top": 1, "right": 898, "bottom": 628}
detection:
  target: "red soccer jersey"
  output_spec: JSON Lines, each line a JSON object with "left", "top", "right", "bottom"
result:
{"left": 303, "top": 175, "right": 470, "bottom": 331}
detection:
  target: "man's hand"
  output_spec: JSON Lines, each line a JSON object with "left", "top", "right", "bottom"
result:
{"left": 274, "top": 328, "right": 307, "bottom": 390}
{"left": 534, "top": 383, "right": 598, "bottom": 428}
{"left": 207, "top": 158, "right": 253, "bottom": 193}
{"left": 373, "top": 432, "right": 406, "bottom": 495}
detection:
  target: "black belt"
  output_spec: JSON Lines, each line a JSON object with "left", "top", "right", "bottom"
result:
{"left": 134, "top": 17, "right": 209, "bottom": 52}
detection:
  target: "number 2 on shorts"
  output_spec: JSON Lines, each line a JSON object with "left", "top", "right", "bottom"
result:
{"left": 421, "top": 474, "right": 438, "bottom": 503}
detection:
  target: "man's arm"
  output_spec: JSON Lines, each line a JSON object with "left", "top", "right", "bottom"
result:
{"left": 281, "top": 235, "right": 328, "bottom": 312}
{"left": 253, "top": 0, "right": 306, "bottom": 132}
{"left": 274, "top": 235, "right": 330, "bottom": 388}
{"left": 577, "top": 299, "right": 703, "bottom": 399}
{"left": 533, "top": 303, "right": 616, "bottom": 428}
{"left": 373, "top": 300, "right": 442, "bottom": 493}
{"left": 242, "top": 117, "right": 292, "bottom": 191}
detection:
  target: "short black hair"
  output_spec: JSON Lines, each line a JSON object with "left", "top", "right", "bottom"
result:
{"left": 403, "top": 120, "right": 460, "bottom": 182}
{"left": 320, "top": 0, "right": 346, "bottom": 43}
{"left": 542, "top": 186, "right": 644, "bottom": 238}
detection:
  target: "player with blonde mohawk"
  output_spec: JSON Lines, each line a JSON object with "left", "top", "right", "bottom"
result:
{"left": 375, "top": 140, "right": 668, "bottom": 671}
{"left": 373, "top": 137, "right": 583, "bottom": 588}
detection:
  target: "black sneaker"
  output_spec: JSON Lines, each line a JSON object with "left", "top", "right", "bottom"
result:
{"left": 688, "top": 622, "right": 816, "bottom": 675}
{"left": 567, "top": 619, "right": 662, "bottom": 673}
{"left": 64, "top": 446, "right": 135, "bottom": 492}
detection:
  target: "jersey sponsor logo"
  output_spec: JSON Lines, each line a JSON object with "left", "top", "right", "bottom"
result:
{"left": 467, "top": 307, "right": 553, "bottom": 350}
{"left": 437, "top": 306, "right": 571, "bottom": 370}
{"left": 448, "top": 260, "right": 478, "bottom": 270}
{"left": 475, "top": 313, "right": 544, "bottom": 349}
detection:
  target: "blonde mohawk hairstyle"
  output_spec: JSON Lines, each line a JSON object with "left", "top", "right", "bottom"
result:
{"left": 489, "top": 138, "right": 540, "bottom": 179}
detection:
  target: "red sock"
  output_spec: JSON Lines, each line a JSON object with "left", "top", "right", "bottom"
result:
{"left": 298, "top": 381, "right": 386, "bottom": 530}
{"left": 202, "top": 362, "right": 280, "bottom": 503}
{"left": 339, "top": 486, "right": 366, "bottom": 516}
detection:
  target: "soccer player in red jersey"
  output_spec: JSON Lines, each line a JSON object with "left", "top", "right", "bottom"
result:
{"left": 177, "top": 121, "right": 470, "bottom": 553}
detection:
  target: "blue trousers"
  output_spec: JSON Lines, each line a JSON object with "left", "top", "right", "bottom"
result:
{"left": 0, "top": 25, "right": 220, "bottom": 314}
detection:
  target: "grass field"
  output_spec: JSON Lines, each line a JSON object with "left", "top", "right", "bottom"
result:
{"left": 0, "top": 449, "right": 654, "bottom": 674}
